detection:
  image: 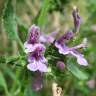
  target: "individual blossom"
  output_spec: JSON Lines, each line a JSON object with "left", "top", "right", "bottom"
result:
{"left": 32, "top": 72, "right": 43, "bottom": 91}
{"left": 72, "top": 6, "right": 80, "bottom": 32}
{"left": 27, "top": 24, "right": 40, "bottom": 44}
{"left": 56, "top": 61, "right": 65, "bottom": 70}
{"left": 24, "top": 24, "right": 47, "bottom": 72}
{"left": 27, "top": 41, "right": 47, "bottom": 72}
{"left": 56, "top": 31, "right": 73, "bottom": 44}
{"left": 24, "top": 24, "right": 47, "bottom": 92}
{"left": 55, "top": 31, "right": 74, "bottom": 54}
{"left": 39, "top": 30, "right": 58, "bottom": 44}
{"left": 55, "top": 32, "right": 88, "bottom": 66}
{"left": 24, "top": 24, "right": 40, "bottom": 53}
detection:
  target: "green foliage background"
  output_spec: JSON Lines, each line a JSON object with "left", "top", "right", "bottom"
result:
{"left": 0, "top": 0, "right": 96, "bottom": 96}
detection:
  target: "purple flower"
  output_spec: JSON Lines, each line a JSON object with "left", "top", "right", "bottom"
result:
{"left": 39, "top": 30, "right": 58, "bottom": 44}
{"left": 24, "top": 43, "right": 45, "bottom": 53}
{"left": 32, "top": 72, "right": 43, "bottom": 91}
{"left": 27, "top": 43, "right": 47, "bottom": 72}
{"left": 24, "top": 24, "right": 40, "bottom": 53}
{"left": 56, "top": 61, "right": 65, "bottom": 70}
{"left": 72, "top": 6, "right": 80, "bottom": 32}
{"left": 57, "top": 31, "right": 73, "bottom": 44}
{"left": 24, "top": 24, "right": 47, "bottom": 72}
{"left": 69, "top": 50, "right": 88, "bottom": 66}
{"left": 27, "top": 24, "right": 40, "bottom": 44}
{"left": 55, "top": 31, "right": 74, "bottom": 54}
{"left": 55, "top": 34, "right": 88, "bottom": 66}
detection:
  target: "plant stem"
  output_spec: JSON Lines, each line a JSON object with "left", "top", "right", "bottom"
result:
{"left": 16, "top": 33, "right": 25, "bottom": 52}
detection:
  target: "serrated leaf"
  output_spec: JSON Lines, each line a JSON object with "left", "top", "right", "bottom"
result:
{"left": 67, "top": 63, "right": 88, "bottom": 80}
{"left": 38, "top": 0, "right": 49, "bottom": 28}
{"left": 2, "top": 0, "right": 17, "bottom": 40}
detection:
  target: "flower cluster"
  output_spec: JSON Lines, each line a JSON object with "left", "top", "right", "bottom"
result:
{"left": 24, "top": 24, "right": 58, "bottom": 91}
{"left": 24, "top": 25, "right": 47, "bottom": 91}
{"left": 24, "top": 7, "right": 88, "bottom": 91}
{"left": 24, "top": 25, "right": 47, "bottom": 72}
{"left": 55, "top": 32, "right": 88, "bottom": 66}
{"left": 55, "top": 7, "right": 88, "bottom": 66}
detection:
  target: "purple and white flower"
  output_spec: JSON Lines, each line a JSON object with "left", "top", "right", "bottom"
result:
{"left": 24, "top": 24, "right": 40, "bottom": 53}
{"left": 26, "top": 24, "right": 40, "bottom": 44}
{"left": 27, "top": 45, "right": 47, "bottom": 72}
{"left": 55, "top": 32, "right": 88, "bottom": 66}
{"left": 24, "top": 24, "right": 47, "bottom": 72}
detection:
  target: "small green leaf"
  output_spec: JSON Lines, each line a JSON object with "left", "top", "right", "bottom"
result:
{"left": 6, "top": 55, "right": 19, "bottom": 64}
{"left": 67, "top": 63, "right": 88, "bottom": 80}
{"left": 2, "top": 0, "right": 17, "bottom": 40}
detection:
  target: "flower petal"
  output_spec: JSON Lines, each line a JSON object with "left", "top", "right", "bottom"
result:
{"left": 39, "top": 30, "right": 58, "bottom": 44}
{"left": 27, "top": 24, "right": 40, "bottom": 44}
{"left": 27, "top": 61, "right": 47, "bottom": 72}
{"left": 39, "top": 35, "right": 54, "bottom": 43}
{"left": 24, "top": 42, "right": 33, "bottom": 53}
{"left": 38, "top": 62, "right": 47, "bottom": 72}
{"left": 77, "top": 56, "right": 88, "bottom": 66}
{"left": 40, "top": 56, "right": 47, "bottom": 63}
{"left": 55, "top": 42, "right": 70, "bottom": 55}
{"left": 27, "top": 54, "right": 35, "bottom": 63}
{"left": 24, "top": 43, "right": 45, "bottom": 53}
{"left": 27, "top": 61, "right": 38, "bottom": 71}
{"left": 70, "top": 50, "right": 88, "bottom": 66}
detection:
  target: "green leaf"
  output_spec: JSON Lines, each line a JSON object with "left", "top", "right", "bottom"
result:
{"left": 2, "top": 0, "right": 17, "bottom": 40}
{"left": 67, "top": 63, "right": 88, "bottom": 80}
{"left": 0, "top": 71, "right": 9, "bottom": 95}
{"left": 2, "top": 0, "right": 25, "bottom": 51}
{"left": 16, "top": 16, "right": 28, "bottom": 32}
{"left": 38, "top": 0, "right": 49, "bottom": 28}
{"left": 6, "top": 55, "right": 19, "bottom": 64}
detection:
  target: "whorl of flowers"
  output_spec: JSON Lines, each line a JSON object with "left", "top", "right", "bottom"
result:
{"left": 24, "top": 7, "right": 88, "bottom": 91}
{"left": 24, "top": 25, "right": 47, "bottom": 72}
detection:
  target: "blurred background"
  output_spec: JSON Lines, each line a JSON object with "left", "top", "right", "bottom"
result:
{"left": 0, "top": 0, "right": 96, "bottom": 96}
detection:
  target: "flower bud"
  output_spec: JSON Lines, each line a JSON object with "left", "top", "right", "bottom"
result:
{"left": 56, "top": 61, "right": 65, "bottom": 70}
